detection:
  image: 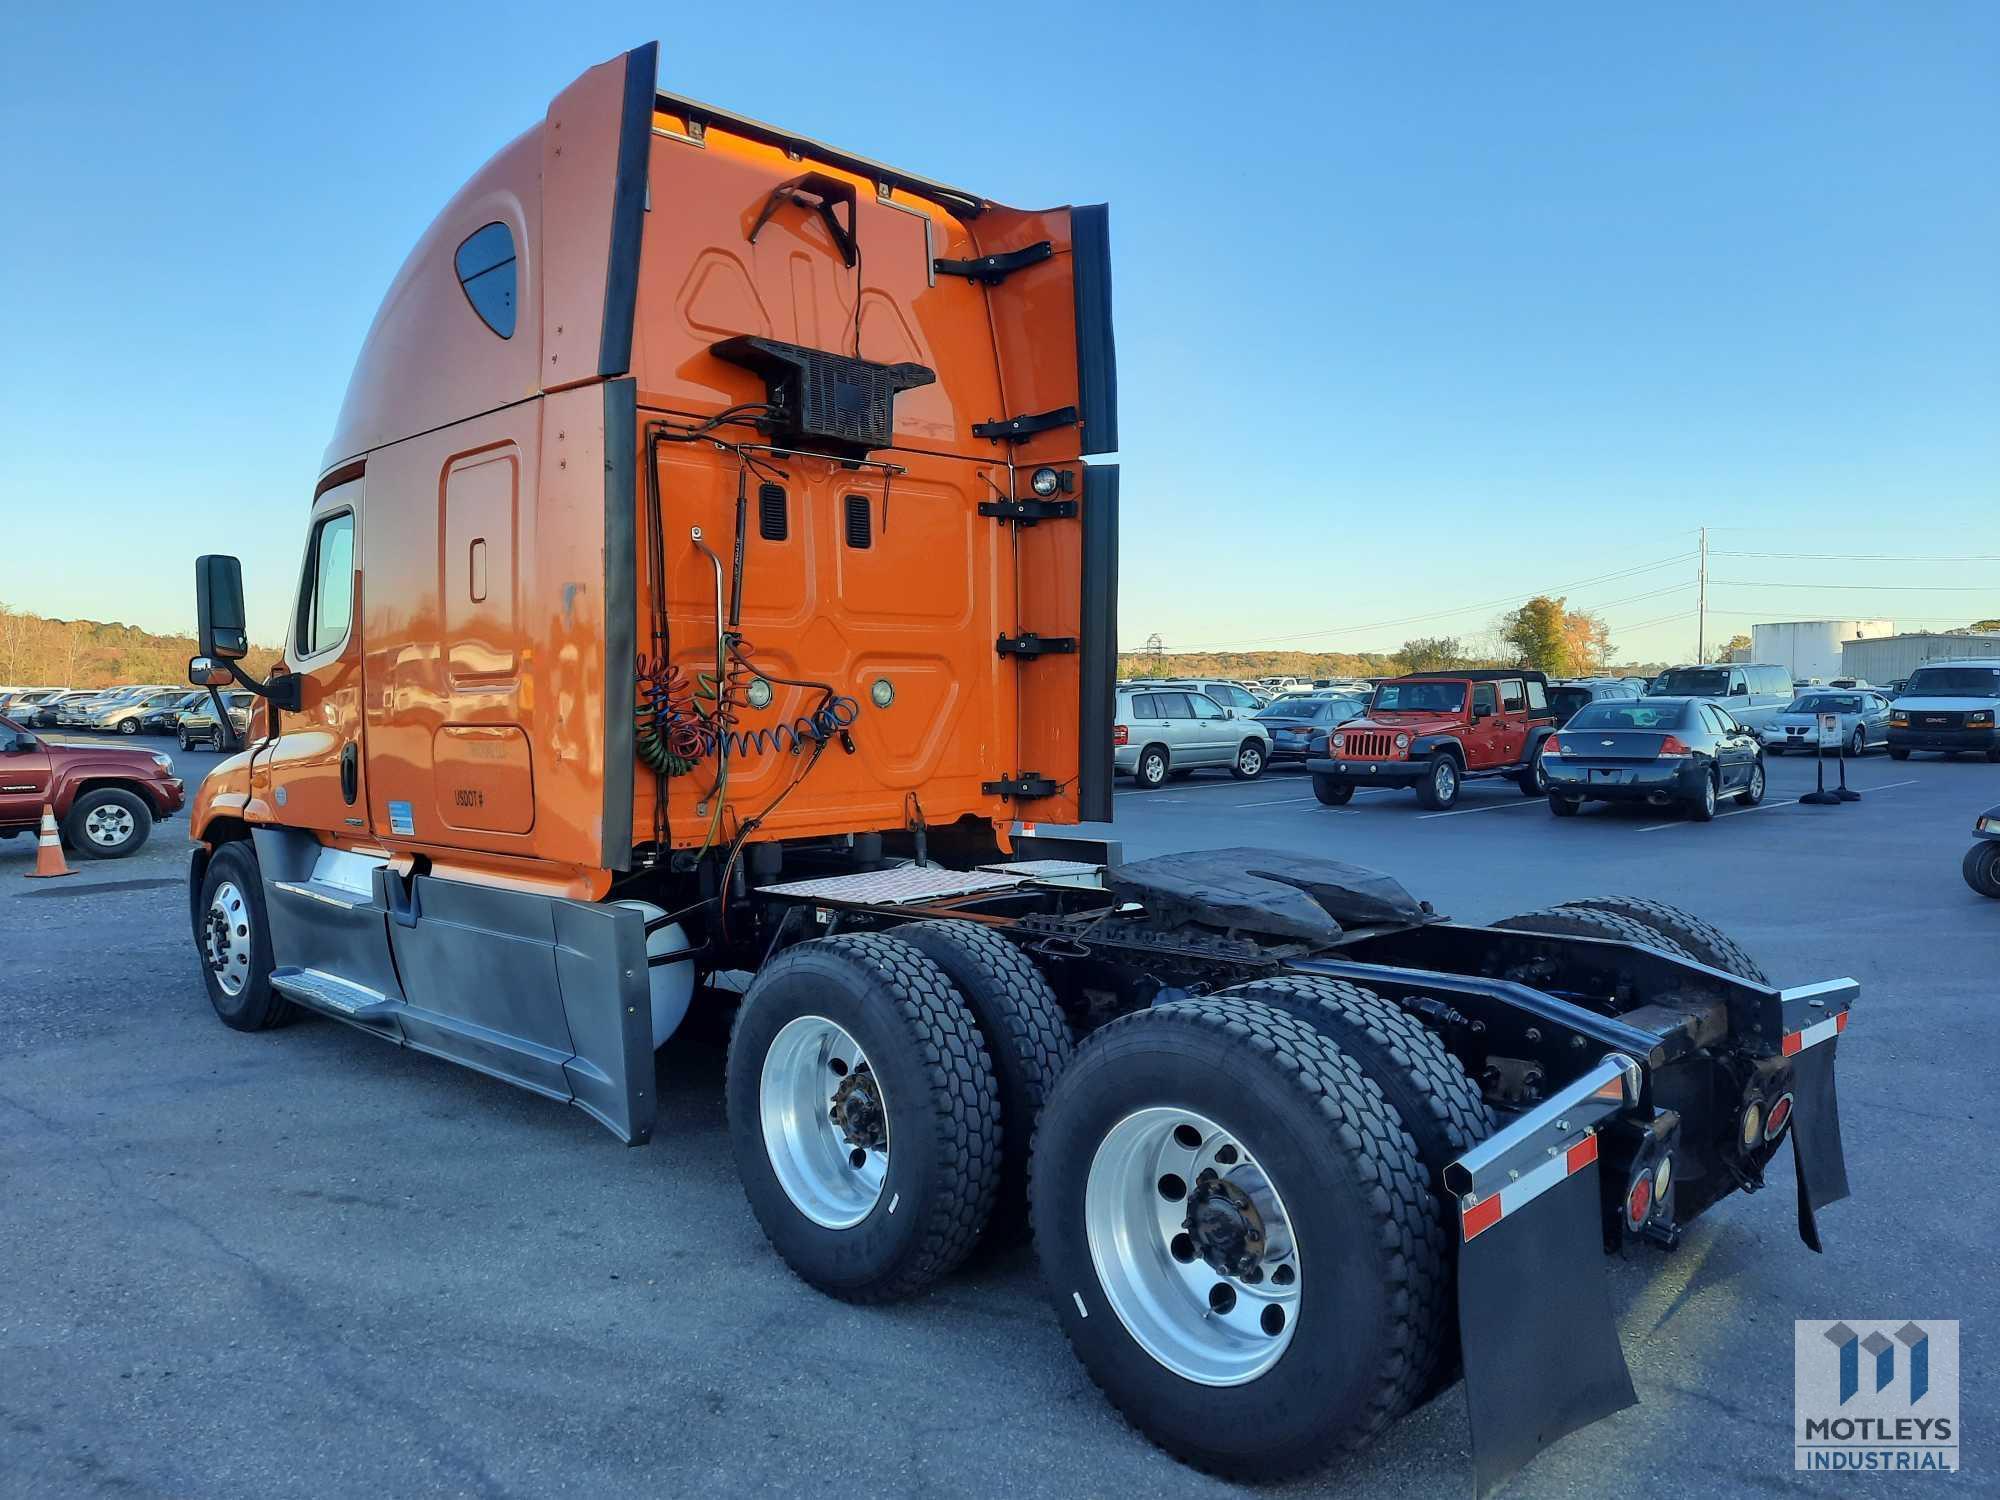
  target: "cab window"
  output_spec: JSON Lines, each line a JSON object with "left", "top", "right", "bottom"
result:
{"left": 297, "top": 510, "right": 356, "bottom": 658}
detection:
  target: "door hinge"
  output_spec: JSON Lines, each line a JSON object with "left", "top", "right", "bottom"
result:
{"left": 977, "top": 497, "right": 1077, "bottom": 524}
{"left": 934, "top": 241, "right": 1053, "bottom": 285}
{"left": 996, "top": 632, "right": 1077, "bottom": 658}
{"left": 972, "top": 406, "right": 1078, "bottom": 444}
{"left": 982, "top": 773, "right": 1061, "bottom": 799}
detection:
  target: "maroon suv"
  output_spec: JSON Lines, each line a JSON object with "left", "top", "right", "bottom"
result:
{"left": 0, "top": 714, "right": 186, "bottom": 859}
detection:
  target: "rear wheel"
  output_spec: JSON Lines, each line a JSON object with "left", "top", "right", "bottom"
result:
{"left": 1516, "top": 754, "right": 1549, "bottom": 796}
{"left": 1688, "top": 768, "right": 1718, "bottom": 821}
{"left": 1231, "top": 740, "right": 1267, "bottom": 780}
{"left": 726, "top": 933, "right": 999, "bottom": 1303}
{"left": 63, "top": 788, "right": 151, "bottom": 859}
{"left": 1414, "top": 755, "right": 1459, "bottom": 811}
{"left": 1211, "top": 975, "right": 1492, "bottom": 1396}
{"left": 1311, "top": 774, "right": 1353, "bottom": 806}
{"left": 197, "top": 842, "right": 293, "bottom": 1031}
{"left": 1033, "top": 998, "right": 1443, "bottom": 1479}
{"left": 1742, "top": 757, "right": 1767, "bottom": 806}
{"left": 1548, "top": 793, "right": 1582, "bottom": 817}
{"left": 1965, "top": 843, "right": 2000, "bottom": 898}
{"left": 1551, "top": 896, "right": 1768, "bottom": 982}
{"left": 1134, "top": 746, "right": 1169, "bottom": 789}
{"left": 1491, "top": 903, "right": 1697, "bottom": 961}
{"left": 891, "top": 921, "right": 1072, "bottom": 1243}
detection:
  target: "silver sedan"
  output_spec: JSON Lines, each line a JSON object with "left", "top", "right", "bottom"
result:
{"left": 1760, "top": 691, "right": 1892, "bottom": 758}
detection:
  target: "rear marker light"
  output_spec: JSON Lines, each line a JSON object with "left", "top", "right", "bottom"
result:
{"left": 1763, "top": 1092, "right": 1794, "bottom": 1142}
{"left": 1739, "top": 1100, "right": 1763, "bottom": 1149}
{"left": 1625, "top": 1170, "right": 1654, "bottom": 1232}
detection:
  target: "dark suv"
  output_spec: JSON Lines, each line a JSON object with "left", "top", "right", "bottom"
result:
{"left": 1306, "top": 670, "right": 1557, "bottom": 810}
{"left": 1548, "top": 677, "right": 1643, "bottom": 726}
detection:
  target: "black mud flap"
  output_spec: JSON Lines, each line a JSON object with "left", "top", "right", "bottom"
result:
{"left": 1788, "top": 1038, "right": 1849, "bottom": 1253}
{"left": 1459, "top": 1160, "right": 1637, "bottom": 1499}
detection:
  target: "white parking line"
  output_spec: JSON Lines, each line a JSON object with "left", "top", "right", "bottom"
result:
{"left": 1238, "top": 796, "right": 1319, "bottom": 808}
{"left": 1416, "top": 799, "right": 1541, "bottom": 820}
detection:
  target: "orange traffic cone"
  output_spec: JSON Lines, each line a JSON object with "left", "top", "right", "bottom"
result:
{"left": 26, "top": 803, "right": 74, "bottom": 879}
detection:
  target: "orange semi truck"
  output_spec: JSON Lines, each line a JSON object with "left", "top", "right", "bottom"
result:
{"left": 183, "top": 44, "right": 1856, "bottom": 1492}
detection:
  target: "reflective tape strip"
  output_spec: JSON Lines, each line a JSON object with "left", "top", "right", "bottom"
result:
{"left": 1781, "top": 1009, "right": 1849, "bottom": 1057}
{"left": 1461, "top": 1128, "right": 1598, "bottom": 1242}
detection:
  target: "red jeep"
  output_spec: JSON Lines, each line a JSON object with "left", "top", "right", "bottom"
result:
{"left": 0, "top": 713, "right": 185, "bottom": 858}
{"left": 1306, "top": 671, "right": 1557, "bottom": 810}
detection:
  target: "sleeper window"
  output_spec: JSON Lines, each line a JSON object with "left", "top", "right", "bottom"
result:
{"left": 455, "top": 222, "right": 517, "bottom": 338}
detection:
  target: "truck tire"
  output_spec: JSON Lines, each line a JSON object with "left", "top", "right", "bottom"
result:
{"left": 196, "top": 841, "right": 295, "bottom": 1031}
{"left": 1889, "top": 746, "right": 1910, "bottom": 761}
{"left": 1962, "top": 844, "right": 2000, "bottom": 899}
{"left": 1555, "top": 896, "right": 1769, "bottom": 982}
{"left": 1211, "top": 975, "right": 1493, "bottom": 1395}
{"left": 1133, "top": 745, "right": 1169, "bottom": 789}
{"left": 892, "top": 921, "right": 1072, "bottom": 1242}
{"left": 1312, "top": 774, "right": 1353, "bottom": 806}
{"left": 1230, "top": 739, "right": 1267, "bottom": 780}
{"left": 1414, "top": 753, "right": 1459, "bottom": 810}
{"left": 63, "top": 787, "right": 152, "bottom": 860}
{"left": 1032, "top": 998, "right": 1443, "bottom": 1479}
{"left": 1489, "top": 903, "right": 1697, "bottom": 961}
{"left": 725, "top": 933, "right": 1000, "bottom": 1303}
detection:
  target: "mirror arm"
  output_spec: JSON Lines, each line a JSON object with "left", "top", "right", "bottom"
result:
{"left": 224, "top": 659, "right": 302, "bottom": 713}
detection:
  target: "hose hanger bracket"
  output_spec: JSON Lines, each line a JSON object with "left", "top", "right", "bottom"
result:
{"left": 934, "top": 240, "right": 1053, "bottom": 285}
{"left": 748, "top": 171, "right": 858, "bottom": 267}
{"left": 972, "top": 405, "right": 1078, "bottom": 444}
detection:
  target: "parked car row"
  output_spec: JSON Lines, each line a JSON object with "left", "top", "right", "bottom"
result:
{"left": 0, "top": 685, "right": 251, "bottom": 745}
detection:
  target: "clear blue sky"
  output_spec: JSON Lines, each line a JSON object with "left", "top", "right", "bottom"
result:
{"left": 2, "top": 2, "right": 1994, "bottom": 663}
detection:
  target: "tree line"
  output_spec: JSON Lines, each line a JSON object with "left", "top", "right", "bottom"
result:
{"left": 0, "top": 603, "right": 282, "bottom": 689}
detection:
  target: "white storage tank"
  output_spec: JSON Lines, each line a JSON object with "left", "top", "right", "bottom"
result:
{"left": 1751, "top": 620, "right": 1894, "bottom": 683}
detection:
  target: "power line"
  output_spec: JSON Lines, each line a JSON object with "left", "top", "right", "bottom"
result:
{"left": 1711, "top": 550, "right": 2000, "bottom": 563}
{"left": 1170, "top": 551, "right": 1693, "bottom": 651}
{"left": 1709, "top": 579, "right": 2000, "bottom": 592}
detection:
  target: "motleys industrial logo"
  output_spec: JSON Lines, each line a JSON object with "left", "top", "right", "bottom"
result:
{"left": 1795, "top": 1320, "right": 1959, "bottom": 1472}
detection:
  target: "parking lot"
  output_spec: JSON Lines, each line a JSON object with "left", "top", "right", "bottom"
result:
{"left": 3, "top": 733, "right": 1993, "bottom": 1498}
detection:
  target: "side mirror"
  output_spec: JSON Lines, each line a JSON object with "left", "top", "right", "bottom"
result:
{"left": 195, "top": 554, "right": 250, "bottom": 660}
{"left": 1731, "top": 683, "right": 1748, "bottom": 696}
{"left": 188, "top": 656, "right": 233, "bottom": 688}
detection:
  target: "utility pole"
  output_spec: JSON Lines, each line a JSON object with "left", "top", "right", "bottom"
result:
{"left": 1696, "top": 527, "right": 1708, "bottom": 661}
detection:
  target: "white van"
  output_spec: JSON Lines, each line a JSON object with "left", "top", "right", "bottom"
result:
{"left": 1889, "top": 659, "right": 2000, "bottom": 762}
{"left": 1646, "top": 663, "right": 1793, "bottom": 730}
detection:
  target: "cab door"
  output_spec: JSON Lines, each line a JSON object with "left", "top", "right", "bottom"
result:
{"left": 1492, "top": 679, "right": 1530, "bottom": 765}
{"left": 265, "top": 480, "right": 368, "bottom": 836}
{"left": 1465, "top": 682, "right": 1501, "bottom": 766}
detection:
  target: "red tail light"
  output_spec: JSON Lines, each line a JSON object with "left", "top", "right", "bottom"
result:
{"left": 1113, "top": 724, "right": 1129, "bottom": 746}
{"left": 1657, "top": 735, "right": 1692, "bottom": 758}
{"left": 1543, "top": 735, "right": 1564, "bottom": 756}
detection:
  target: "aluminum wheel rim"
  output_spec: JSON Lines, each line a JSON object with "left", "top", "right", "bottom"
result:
{"left": 1435, "top": 760, "right": 1456, "bottom": 798}
{"left": 1750, "top": 763, "right": 1765, "bottom": 800}
{"left": 84, "top": 804, "right": 136, "bottom": 847}
{"left": 1702, "top": 776, "right": 1716, "bottom": 814}
{"left": 1240, "top": 745, "right": 1262, "bottom": 775}
{"left": 1084, "top": 1107, "right": 1302, "bottom": 1386}
{"left": 760, "top": 1015, "right": 888, "bottom": 1229}
{"left": 205, "top": 881, "right": 253, "bottom": 997}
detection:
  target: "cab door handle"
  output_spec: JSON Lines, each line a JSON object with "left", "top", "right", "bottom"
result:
{"left": 339, "top": 742, "right": 358, "bottom": 805}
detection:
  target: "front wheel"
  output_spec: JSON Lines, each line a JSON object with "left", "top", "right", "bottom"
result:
{"left": 1032, "top": 998, "right": 1443, "bottom": 1479}
{"left": 1741, "top": 757, "right": 1767, "bottom": 805}
{"left": 197, "top": 842, "right": 292, "bottom": 1030}
{"left": 1133, "top": 747, "right": 1169, "bottom": 790}
{"left": 1231, "top": 740, "right": 1267, "bottom": 780}
{"left": 726, "top": 933, "right": 999, "bottom": 1303}
{"left": 117, "top": 718, "right": 139, "bottom": 735}
{"left": 1849, "top": 727, "right": 1866, "bottom": 758}
{"left": 1311, "top": 774, "right": 1354, "bottom": 807}
{"left": 1414, "top": 755, "right": 1459, "bottom": 810}
{"left": 178, "top": 729, "right": 194, "bottom": 751}
{"left": 1889, "top": 746, "right": 1910, "bottom": 762}
{"left": 63, "top": 788, "right": 152, "bottom": 859}
{"left": 1965, "top": 843, "right": 2000, "bottom": 898}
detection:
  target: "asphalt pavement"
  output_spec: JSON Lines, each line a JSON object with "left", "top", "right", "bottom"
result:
{"left": 2, "top": 734, "right": 1993, "bottom": 1498}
